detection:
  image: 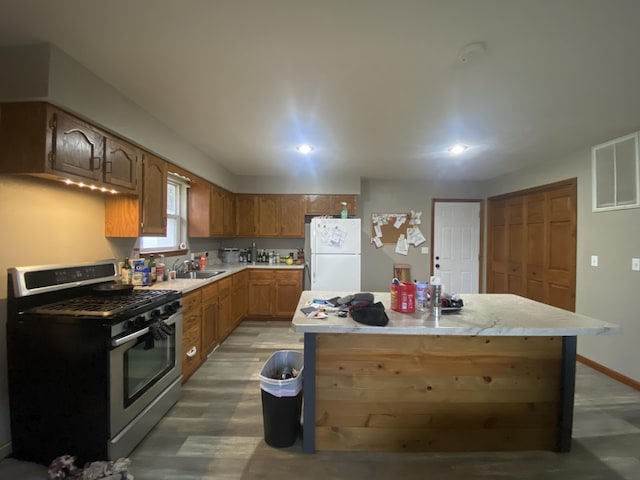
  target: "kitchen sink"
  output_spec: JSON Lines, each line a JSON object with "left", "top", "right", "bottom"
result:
{"left": 175, "top": 270, "right": 226, "bottom": 280}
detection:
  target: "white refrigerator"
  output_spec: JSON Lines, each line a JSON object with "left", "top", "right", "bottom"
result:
{"left": 309, "top": 217, "right": 361, "bottom": 292}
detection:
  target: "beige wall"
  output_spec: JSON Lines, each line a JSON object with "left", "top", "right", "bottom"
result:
{"left": 0, "top": 175, "right": 132, "bottom": 457}
{"left": 482, "top": 147, "right": 640, "bottom": 383}
{"left": 360, "top": 178, "right": 484, "bottom": 292}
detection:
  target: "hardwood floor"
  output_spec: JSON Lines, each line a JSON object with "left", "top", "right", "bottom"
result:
{"left": 125, "top": 321, "right": 639, "bottom": 479}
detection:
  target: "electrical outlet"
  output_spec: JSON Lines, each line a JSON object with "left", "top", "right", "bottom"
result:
{"left": 421, "top": 247, "right": 429, "bottom": 254}
{"left": 632, "top": 258, "right": 640, "bottom": 271}
{"left": 591, "top": 255, "right": 598, "bottom": 267}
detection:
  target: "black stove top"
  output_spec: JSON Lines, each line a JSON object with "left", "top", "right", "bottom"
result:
{"left": 28, "top": 289, "right": 174, "bottom": 317}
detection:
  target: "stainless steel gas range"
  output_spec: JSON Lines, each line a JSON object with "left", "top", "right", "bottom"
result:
{"left": 6, "top": 259, "right": 183, "bottom": 466}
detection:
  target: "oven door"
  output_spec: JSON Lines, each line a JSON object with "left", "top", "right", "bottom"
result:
{"left": 109, "top": 311, "right": 182, "bottom": 437}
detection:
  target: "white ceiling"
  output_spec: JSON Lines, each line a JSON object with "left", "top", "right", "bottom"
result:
{"left": 1, "top": 0, "right": 640, "bottom": 181}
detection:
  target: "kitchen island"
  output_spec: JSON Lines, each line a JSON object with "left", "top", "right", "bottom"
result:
{"left": 292, "top": 292, "right": 619, "bottom": 454}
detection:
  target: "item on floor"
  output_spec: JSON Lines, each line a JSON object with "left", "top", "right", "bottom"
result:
{"left": 48, "top": 455, "right": 132, "bottom": 480}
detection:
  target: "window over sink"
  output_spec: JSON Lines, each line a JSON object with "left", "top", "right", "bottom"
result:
{"left": 140, "top": 173, "right": 188, "bottom": 253}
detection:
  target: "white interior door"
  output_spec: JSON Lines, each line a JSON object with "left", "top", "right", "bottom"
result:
{"left": 433, "top": 201, "right": 481, "bottom": 294}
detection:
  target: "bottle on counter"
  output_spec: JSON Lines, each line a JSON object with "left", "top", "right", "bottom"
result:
{"left": 251, "top": 242, "right": 257, "bottom": 264}
{"left": 157, "top": 255, "right": 166, "bottom": 282}
{"left": 148, "top": 255, "right": 157, "bottom": 282}
{"left": 121, "top": 257, "right": 132, "bottom": 284}
{"left": 430, "top": 276, "right": 442, "bottom": 317}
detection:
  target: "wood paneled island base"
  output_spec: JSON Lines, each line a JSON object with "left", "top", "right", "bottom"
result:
{"left": 312, "top": 333, "right": 567, "bottom": 453}
{"left": 293, "top": 292, "right": 619, "bottom": 454}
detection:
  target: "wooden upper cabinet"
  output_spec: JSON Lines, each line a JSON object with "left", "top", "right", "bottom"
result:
{"left": 50, "top": 108, "right": 104, "bottom": 182}
{"left": 236, "top": 194, "right": 258, "bottom": 236}
{"left": 223, "top": 189, "right": 236, "bottom": 235}
{"left": 210, "top": 184, "right": 225, "bottom": 236}
{"left": 330, "top": 195, "right": 358, "bottom": 216}
{"left": 105, "top": 152, "right": 167, "bottom": 237}
{"left": 140, "top": 152, "right": 167, "bottom": 235}
{"left": 257, "top": 195, "right": 279, "bottom": 236}
{"left": 104, "top": 134, "right": 139, "bottom": 193}
{"left": 0, "top": 102, "right": 139, "bottom": 194}
{"left": 278, "top": 195, "right": 305, "bottom": 237}
{"left": 304, "top": 194, "right": 358, "bottom": 216}
{"left": 305, "top": 194, "right": 332, "bottom": 214}
{"left": 188, "top": 180, "right": 235, "bottom": 238}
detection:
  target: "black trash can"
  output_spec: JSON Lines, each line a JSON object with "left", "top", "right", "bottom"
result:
{"left": 259, "top": 350, "right": 304, "bottom": 448}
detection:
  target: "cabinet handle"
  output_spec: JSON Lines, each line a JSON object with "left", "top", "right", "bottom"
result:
{"left": 186, "top": 346, "right": 198, "bottom": 358}
{"left": 92, "top": 156, "right": 102, "bottom": 171}
{"left": 104, "top": 160, "right": 112, "bottom": 174}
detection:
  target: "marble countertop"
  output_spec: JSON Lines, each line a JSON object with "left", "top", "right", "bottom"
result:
{"left": 137, "top": 262, "right": 304, "bottom": 294}
{"left": 292, "top": 291, "right": 620, "bottom": 336}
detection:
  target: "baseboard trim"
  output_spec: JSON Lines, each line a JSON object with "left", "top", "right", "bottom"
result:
{"left": 577, "top": 355, "right": 640, "bottom": 391}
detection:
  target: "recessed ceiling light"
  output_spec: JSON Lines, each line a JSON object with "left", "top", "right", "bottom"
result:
{"left": 448, "top": 144, "right": 469, "bottom": 155}
{"left": 296, "top": 144, "right": 314, "bottom": 154}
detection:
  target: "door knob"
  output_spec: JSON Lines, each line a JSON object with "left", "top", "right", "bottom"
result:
{"left": 435, "top": 256, "right": 440, "bottom": 260}
{"left": 435, "top": 264, "right": 440, "bottom": 269}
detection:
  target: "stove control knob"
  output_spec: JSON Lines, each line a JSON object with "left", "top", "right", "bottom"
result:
{"left": 133, "top": 315, "right": 147, "bottom": 328}
{"left": 151, "top": 309, "right": 161, "bottom": 318}
{"left": 164, "top": 304, "right": 177, "bottom": 315}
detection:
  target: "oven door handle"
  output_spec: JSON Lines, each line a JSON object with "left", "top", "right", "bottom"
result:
{"left": 112, "top": 311, "right": 181, "bottom": 347}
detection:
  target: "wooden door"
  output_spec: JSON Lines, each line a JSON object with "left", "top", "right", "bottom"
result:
{"left": 487, "top": 179, "right": 576, "bottom": 311}
{"left": 278, "top": 195, "right": 305, "bottom": 237}
{"left": 104, "top": 135, "right": 139, "bottom": 193}
{"left": 51, "top": 108, "right": 104, "bottom": 181}
{"left": 140, "top": 152, "right": 167, "bottom": 235}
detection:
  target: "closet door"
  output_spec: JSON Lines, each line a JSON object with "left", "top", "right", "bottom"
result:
{"left": 487, "top": 179, "right": 576, "bottom": 311}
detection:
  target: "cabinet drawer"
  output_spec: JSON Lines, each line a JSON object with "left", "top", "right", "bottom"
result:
{"left": 250, "top": 270, "right": 275, "bottom": 282}
{"left": 202, "top": 282, "right": 218, "bottom": 302}
{"left": 182, "top": 290, "right": 202, "bottom": 312}
{"left": 275, "top": 269, "right": 302, "bottom": 282}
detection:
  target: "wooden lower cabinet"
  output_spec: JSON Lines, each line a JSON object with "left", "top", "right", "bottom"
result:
{"left": 201, "top": 282, "right": 219, "bottom": 356}
{"left": 248, "top": 269, "right": 303, "bottom": 319}
{"left": 231, "top": 270, "right": 248, "bottom": 329}
{"left": 217, "top": 277, "right": 233, "bottom": 340}
{"left": 181, "top": 289, "right": 203, "bottom": 383}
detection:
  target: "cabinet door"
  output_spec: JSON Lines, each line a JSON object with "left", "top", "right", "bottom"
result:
{"left": 274, "top": 270, "right": 303, "bottom": 317}
{"left": 231, "top": 271, "right": 248, "bottom": 327}
{"left": 257, "top": 195, "right": 278, "bottom": 236}
{"left": 50, "top": 108, "right": 104, "bottom": 182}
{"left": 217, "top": 277, "right": 233, "bottom": 339}
{"left": 248, "top": 270, "right": 274, "bottom": 316}
{"left": 202, "top": 282, "right": 219, "bottom": 355}
{"left": 305, "top": 194, "right": 331, "bottom": 214}
{"left": 104, "top": 135, "right": 139, "bottom": 193}
{"left": 223, "top": 189, "right": 236, "bottom": 235}
{"left": 331, "top": 195, "right": 358, "bottom": 216}
{"left": 210, "top": 185, "right": 225, "bottom": 236}
{"left": 236, "top": 194, "right": 257, "bottom": 236}
{"left": 278, "top": 195, "right": 305, "bottom": 237}
{"left": 188, "top": 177, "right": 212, "bottom": 237}
{"left": 141, "top": 152, "right": 167, "bottom": 235}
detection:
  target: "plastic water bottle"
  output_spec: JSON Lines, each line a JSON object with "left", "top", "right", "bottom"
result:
{"left": 415, "top": 281, "right": 429, "bottom": 312}
{"left": 430, "top": 276, "right": 442, "bottom": 317}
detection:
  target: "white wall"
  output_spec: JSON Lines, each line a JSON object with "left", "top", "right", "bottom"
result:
{"left": 482, "top": 147, "right": 640, "bottom": 383}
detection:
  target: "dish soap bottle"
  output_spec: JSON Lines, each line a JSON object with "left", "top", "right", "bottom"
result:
{"left": 340, "top": 202, "right": 348, "bottom": 218}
